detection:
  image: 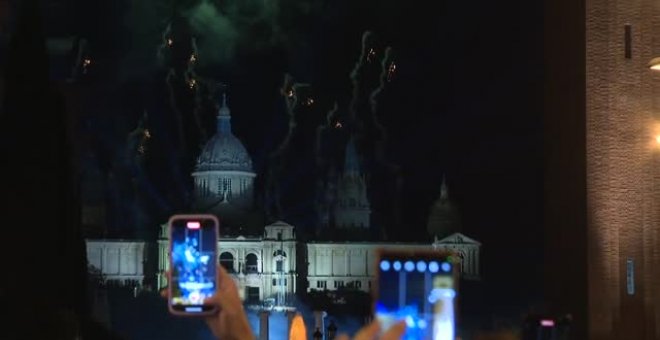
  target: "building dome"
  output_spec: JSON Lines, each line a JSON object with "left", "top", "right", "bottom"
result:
{"left": 195, "top": 95, "right": 253, "bottom": 172}
{"left": 196, "top": 134, "right": 253, "bottom": 172}
{"left": 192, "top": 93, "right": 256, "bottom": 212}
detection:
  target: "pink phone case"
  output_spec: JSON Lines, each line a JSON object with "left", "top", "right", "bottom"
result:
{"left": 168, "top": 214, "right": 219, "bottom": 316}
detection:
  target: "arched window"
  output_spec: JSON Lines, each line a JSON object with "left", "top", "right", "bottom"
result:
{"left": 273, "top": 250, "right": 286, "bottom": 273}
{"left": 245, "top": 253, "right": 258, "bottom": 273}
{"left": 219, "top": 252, "right": 234, "bottom": 273}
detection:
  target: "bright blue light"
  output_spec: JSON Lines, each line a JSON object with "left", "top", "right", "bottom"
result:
{"left": 428, "top": 288, "right": 456, "bottom": 304}
{"left": 417, "top": 319, "right": 428, "bottom": 329}
{"left": 393, "top": 261, "right": 402, "bottom": 271}
{"left": 441, "top": 262, "right": 452, "bottom": 272}
{"left": 416, "top": 261, "right": 427, "bottom": 272}
{"left": 428, "top": 261, "right": 439, "bottom": 273}
{"left": 404, "top": 261, "right": 415, "bottom": 272}
{"left": 405, "top": 316, "right": 415, "bottom": 328}
{"left": 380, "top": 260, "right": 391, "bottom": 271}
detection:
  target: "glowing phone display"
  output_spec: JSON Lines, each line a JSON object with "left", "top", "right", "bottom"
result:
{"left": 374, "top": 250, "right": 457, "bottom": 340}
{"left": 168, "top": 214, "right": 218, "bottom": 315}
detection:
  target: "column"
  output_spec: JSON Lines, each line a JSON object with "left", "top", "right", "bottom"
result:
{"left": 117, "top": 247, "right": 121, "bottom": 274}
{"left": 259, "top": 310, "right": 270, "bottom": 340}
{"left": 471, "top": 249, "right": 476, "bottom": 276}
{"left": 330, "top": 250, "right": 334, "bottom": 276}
{"left": 309, "top": 248, "right": 315, "bottom": 276}
{"left": 475, "top": 248, "right": 480, "bottom": 277}
{"left": 345, "top": 249, "right": 350, "bottom": 276}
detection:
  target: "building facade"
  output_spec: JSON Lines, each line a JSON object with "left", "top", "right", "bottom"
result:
{"left": 306, "top": 233, "right": 481, "bottom": 293}
{"left": 86, "top": 240, "right": 146, "bottom": 286}
{"left": 87, "top": 93, "right": 481, "bottom": 306}
{"left": 155, "top": 227, "right": 480, "bottom": 299}
{"left": 157, "top": 220, "right": 297, "bottom": 304}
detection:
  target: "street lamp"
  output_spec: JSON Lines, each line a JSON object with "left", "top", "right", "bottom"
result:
{"left": 649, "top": 57, "right": 660, "bottom": 71}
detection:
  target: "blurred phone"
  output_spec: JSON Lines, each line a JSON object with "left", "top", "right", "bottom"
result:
{"left": 373, "top": 249, "right": 458, "bottom": 340}
{"left": 168, "top": 214, "right": 219, "bottom": 316}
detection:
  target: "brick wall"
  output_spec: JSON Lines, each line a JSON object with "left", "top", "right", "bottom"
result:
{"left": 585, "top": 0, "right": 660, "bottom": 338}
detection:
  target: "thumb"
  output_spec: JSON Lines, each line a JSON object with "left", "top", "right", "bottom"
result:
{"left": 381, "top": 320, "right": 407, "bottom": 340}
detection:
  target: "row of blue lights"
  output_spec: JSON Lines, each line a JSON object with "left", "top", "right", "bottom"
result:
{"left": 380, "top": 260, "right": 452, "bottom": 273}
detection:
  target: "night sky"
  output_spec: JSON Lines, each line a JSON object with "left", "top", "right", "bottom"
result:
{"left": 1, "top": 0, "right": 544, "bottom": 312}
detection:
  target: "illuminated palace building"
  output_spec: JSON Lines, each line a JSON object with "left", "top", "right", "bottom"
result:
{"left": 86, "top": 95, "right": 481, "bottom": 305}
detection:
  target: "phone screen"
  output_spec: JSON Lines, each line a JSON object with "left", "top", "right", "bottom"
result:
{"left": 374, "top": 250, "right": 456, "bottom": 340}
{"left": 169, "top": 215, "right": 218, "bottom": 314}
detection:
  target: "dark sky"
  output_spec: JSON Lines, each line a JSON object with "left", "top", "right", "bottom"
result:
{"left": 3, "top": 0, "right": 544, "bottom": 308}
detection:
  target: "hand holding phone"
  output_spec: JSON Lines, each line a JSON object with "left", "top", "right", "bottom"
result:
{"left": 168, "top": 214, "right": 219, "bottom": 316}
{"left": 373, "top": 249, "right": 457, "bottom": 340}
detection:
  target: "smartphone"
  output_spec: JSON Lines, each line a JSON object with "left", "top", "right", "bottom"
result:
{"left": 168, "top": 214, "right": 219, "bottom": 316}
{"left": 373, "top": 248, "right": 458, "bottom": 340}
